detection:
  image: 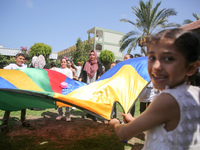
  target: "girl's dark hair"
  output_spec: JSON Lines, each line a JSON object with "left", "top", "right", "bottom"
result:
{"left": 150, "top": 28, "right": 200, "bottom": 64}
{"left": 188, "top": 69, "right": 200, "bottom": 86}
{"left": 50, "top": 62, "right": 57, "bottom": 68}
{"left": 109, "top": 61, "right": 116, "bottom": 67}
{"left": 134, "top": 54, "right": 142, "bottom": 57}
{"left": 150, "top": 28, "right": 200, "bottom": 86}
{"left": 127, "top": 54, "right": 133, "bottom": 58}
{"left": 60, "top": 56, "right": 68, "bottom": 62}
{"left": 175, "top": 31, "right": 200, "bottom": 64}
{"left": 67, "top": 60, "right": 77, "bottom": 70}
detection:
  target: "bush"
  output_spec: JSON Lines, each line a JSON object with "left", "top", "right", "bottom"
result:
{"left": 99, "top": 50, "right": 115, "bottom": 71}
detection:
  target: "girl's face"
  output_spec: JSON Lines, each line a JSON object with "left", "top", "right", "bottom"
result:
{"left": 67, "top": 61, "right": 72, "bottom": 68}
{"left": 89, "top": 52, "right": 96, "bottom": 61}
{"left": 148, "top": 41, "right": 189, "bottom": 91}
{"left": 61, "top": 59, "right": 67, "bottom": 68}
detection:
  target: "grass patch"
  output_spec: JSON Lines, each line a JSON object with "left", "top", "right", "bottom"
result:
{"left": 116, "top": 99, "right": 140, "bottom": 120}
{"left": 0, "top": 100, "right": 144, "bottom": 150}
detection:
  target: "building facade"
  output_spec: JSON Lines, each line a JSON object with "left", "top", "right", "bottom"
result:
{"left": 87, "top": 27, "right": 124, "bottom": 60}
{"left": 57, "top": 38, "right": 94, "bottom": 60}
{"left": 58, "top": 27, "right": 124, "bottom": 60}
{"left": 0, "top": 45, "right": 58, "bottom": 60}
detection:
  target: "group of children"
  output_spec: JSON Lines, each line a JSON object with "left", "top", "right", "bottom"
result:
{"left": 0, "top": 53, "right": 78, "bottom": 131}
{"left": 1, "top": 28, "right": 200, "bottom": 149}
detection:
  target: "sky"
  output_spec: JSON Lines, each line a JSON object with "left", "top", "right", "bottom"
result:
{"left": 0, "top": 0, "right": 200, "bottom": 56}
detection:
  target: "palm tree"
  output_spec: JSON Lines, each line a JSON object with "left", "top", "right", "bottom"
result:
{"left": 183, "top": 13, "right": 200, "bottom": 25}
{"left": 120, "top": 0, "right": 179, "bottom": 55}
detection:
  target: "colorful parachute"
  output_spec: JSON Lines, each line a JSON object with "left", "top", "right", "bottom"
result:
{"left": 0, "top": 57, "right": 150, "bottom": 120}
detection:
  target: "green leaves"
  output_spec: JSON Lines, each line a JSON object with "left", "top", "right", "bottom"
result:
{"left": 183, "top": 13, "right": 200, "bottom": 24}
{"left": 120, "top": 0, "right": 179, "bottom": 55}
{"left": 29, "top": 43, "right": 52, "bottom": 59}
{"left": 71, "top": 38, "right": 93, "bottom": 65}
{"left": 99, "top": 50, "right": 115, "bottom": 71}
{"left": 0, "top": 54, "right": 7, "bottom": 63}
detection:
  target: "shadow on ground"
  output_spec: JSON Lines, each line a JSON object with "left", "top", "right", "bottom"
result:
{"left": 0, "top": 109, "right": 144, "bottom": 150}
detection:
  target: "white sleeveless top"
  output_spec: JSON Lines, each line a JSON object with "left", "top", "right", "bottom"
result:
{"left": 142, "top": 83, "right": 200, "bottom": 150}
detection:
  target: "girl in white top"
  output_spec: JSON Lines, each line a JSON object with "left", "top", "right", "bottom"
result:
{"left": 56, "top": 57, "right": 73, "bottom": 79}
{"left": 56, "top": 57, "right": 72, "bottom": 122}
{"left": 109, "top": 28, "right": 200, "bottom": 150}
{"left": 67, "top": 60, "right": 78, "bottom": 80}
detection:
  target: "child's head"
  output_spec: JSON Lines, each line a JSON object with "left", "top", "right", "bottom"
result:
{"left": 60, "top": 57, "right": 68, "bottom": 69}
{"left": 15, "top": 53, "right": 25, "bottom": 67}
{"left": 149, "top": 28, "right": 200, "bottom": 65}
{"left": 124, "top": 54, "right": 133, "bottom": 61}
{"left": 148, "top": 28, "right": 200, "bottom": 90}
{"left": 77, "top": 62, "right": 81, "bottom": 66}
{"left": 50, "top": 62, "right": 57, "bottom": 68}
{"left": 67, "top": 60, "right": 72, "bottom": 68}
{"left": 109, "top": 62, "right": 116, "bottom": 69}
{"left": 134, "top": 54, "right": 142, "bottom": 57}
{"left": 89, "top": 50, "right": 97, "bottom": 61}
{"left": 67, "top": 60, "right": 76, "bottom": 70}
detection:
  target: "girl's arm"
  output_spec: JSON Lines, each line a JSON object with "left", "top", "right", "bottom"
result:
{"left": 110, "top": 93, "right": 180, "bottom": 141}
{"left": 122, "top": 113, "right": 135, "bottom": 123}
{"left": 72, "top": 69, "right": 78, "bottom": 80}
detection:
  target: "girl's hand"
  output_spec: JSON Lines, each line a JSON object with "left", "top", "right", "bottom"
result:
{"left": 109, "top": 118, "right": 120, "bottom": 127}
{"left": 122, "top": 113, "right": 134, "bottom": 123}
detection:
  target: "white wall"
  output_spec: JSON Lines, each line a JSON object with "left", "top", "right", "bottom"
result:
{"left": 49, "top": 52, "right": 58, "bottom": 59}
{"left": 104, "top": 45, "right": 122, "bottom": 58}
{"left": 104, "top": 32, "right": 123, "bottom": 44}
{"left": 0, "top": 48, "right": 21, "bottom": 56}
{"left": 0, "top": 47, "right": 58, "bottom": 60}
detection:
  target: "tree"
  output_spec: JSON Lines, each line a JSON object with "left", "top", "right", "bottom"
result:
{"left": 99, "top": 50, "right": 115, "bottom": 71}
{"left": 0, "top": 54, "right": 7, "bottom": 63}
{"left": 71, "top": 38, "right": 93, "bottom": 65}
{"left": 120, "top": 0, "right": 179, "bottom": 55}
{"left": 183, "top": 13, "right": 200, "bottom": 25}
{"left": 29, "top": 43, "right": 52, "bottom": 59}
{"left": 71, "top": 38, "right": 84, "bottom": 65}
{"left": 83, "top": 39, "right": 93, "bottom": 62}
{"left": 0, "top": 54, "right": 8, "bottom": 68}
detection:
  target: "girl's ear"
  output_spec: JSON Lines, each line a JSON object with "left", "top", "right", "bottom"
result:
{"left": 186, "top": 61, "right": 200, "bottom": 76}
